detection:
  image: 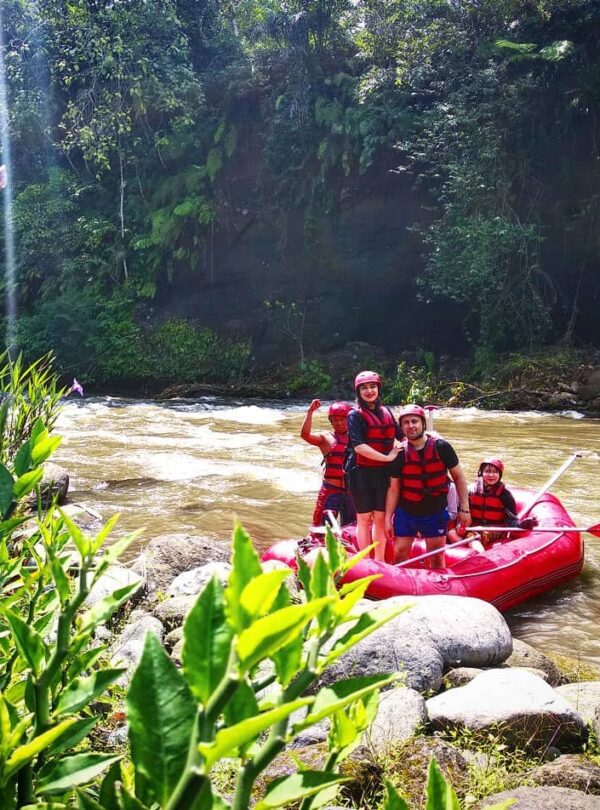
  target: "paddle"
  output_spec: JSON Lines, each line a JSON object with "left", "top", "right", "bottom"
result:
{"left": 469, "top": 523, "right": 600, "bottom": 538}
{"left": 517, "top": 451, "right": 583, "bottom": 519}
{"left": 424, "top": 404, "right": 439, "bottom": 432}
{"left": 394, "top": 533, "right": 479, "bottom": 568}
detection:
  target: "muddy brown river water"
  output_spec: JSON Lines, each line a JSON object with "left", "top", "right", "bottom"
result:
{"left": 55, "top": 399, "right": 600, "bottom": 665}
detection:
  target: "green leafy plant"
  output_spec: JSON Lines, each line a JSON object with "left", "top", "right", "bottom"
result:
{"left": 79, "top": 528, "right": 408, "bottom": 808}
{"left": 287, "top": 359, "right": 332, "bottom": 396}
{"left": 387, "top": 360, "right": 437, "bottom": 406}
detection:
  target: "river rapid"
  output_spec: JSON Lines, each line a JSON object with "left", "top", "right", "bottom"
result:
{"left": 55, "top": 398, "right": 600, "bottom": 665}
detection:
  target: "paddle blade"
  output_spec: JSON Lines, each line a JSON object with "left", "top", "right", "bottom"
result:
{"left": 588, "top": 523, "right": 600, "bottom": 539}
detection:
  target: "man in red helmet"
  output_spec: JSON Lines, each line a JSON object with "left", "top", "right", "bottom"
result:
{"left": 301, "top": 399, "right": 356, "bottom": 526}
{"left": 385, "top": 404, "right": 471, "bottom": 568}
{"left": 346, "top": 371, "right": 402, "bottom": 560}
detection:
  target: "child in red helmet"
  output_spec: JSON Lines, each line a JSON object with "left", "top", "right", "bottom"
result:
{"left": 448, "top": 458, "right": 536, "bottom": 549}
{"left": 301, "top": 399, "right": 356, "bottom": 526}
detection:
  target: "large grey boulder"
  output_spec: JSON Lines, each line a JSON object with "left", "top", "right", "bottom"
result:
{"left": 317, "top": 595, "right": 512, "bottom": 694}
{"left": 365, "top": 687, "right": 427, "bottom": 756}
{"left": 35, "top": 462, "right": 70, "bottom": 506}
{"left": 166, "top": 562, "right": 231, "bottom": 599}
{"left": 555, "top": 682, "right": 600, "bottom": 726}
{"left": 427, "top": 669, "right": 587, "bottom": 752}
{"left": 153, "top": 595, "right": 198, "bottom": 630}
{"left": 87, "top": 564, "right": 141, "bottom": 608}
{"left": 109, "top": 610, "right": 164, "bottom": 685}
{"left": 130, "top": 533, "right": 230, "bottom": 601}
{"left": 529, "top": 754, "right": 600, "bottom": 793}
{"left": 478, "top": 786, "right": 599, "bottom": 808}
{"left": 504, "top": 638, "right": 567, "bottom": 686}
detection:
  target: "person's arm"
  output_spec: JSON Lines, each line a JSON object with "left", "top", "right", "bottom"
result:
{"left": 385, "top": 476, "right": 401, "bottom": 540}
{"left": 449, "top": 464, "right": 472, "bottom": 529}
{"left": 300, "top": 399, "right": 331, "bottom": 455}
{"left": 353, "top": 441, "right": 402, "bottom": 464}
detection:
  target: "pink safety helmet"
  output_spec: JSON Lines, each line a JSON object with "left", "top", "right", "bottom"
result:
{"left": 478, "top": 458, "right": 504, "bottom": 479}
{"left": 354, "top": 370, "right": 381, "bottom": 392}
{"left": 328, "top": 401, "right": 351, "bottom": 419}
{"left": 398, "top": 403, "right": 426, "bottom": 429}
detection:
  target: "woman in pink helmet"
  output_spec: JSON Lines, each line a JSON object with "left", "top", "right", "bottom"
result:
{"left": 301, "top": 399, "right": 356, "bottom": 526}
{"left": 345, "top": 371, "right": 402, "bottom": 560}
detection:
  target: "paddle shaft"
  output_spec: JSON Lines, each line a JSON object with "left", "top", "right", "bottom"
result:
{"left": 517, "top": 452, "right": 582, "bottom": 519}
{"left": 470, "top": 524, "right": 598, "bottom": 536}
{"left": 394, "top": 534, "right": 476, "bottom": 568}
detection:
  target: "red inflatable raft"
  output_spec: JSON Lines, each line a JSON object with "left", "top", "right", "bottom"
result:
{"left": 261, "top": 488, "right": 584, "bottom": 612}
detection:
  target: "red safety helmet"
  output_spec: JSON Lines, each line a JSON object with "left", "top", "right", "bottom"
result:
{"left": 354, "top": 370, "right": 381, "bottom": 391}
{"left": 398, "top": 404, "right": 426, "bottom": 428}
{"left": 328, "top": 401, "right": 351, "bottom": 419}
{"left": 478, "top": 458, "right": 504, "bottom": 479}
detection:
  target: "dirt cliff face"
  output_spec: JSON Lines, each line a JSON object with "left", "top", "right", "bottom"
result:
{"left": 160, "top": 156, "right": 467, "bottom": 363}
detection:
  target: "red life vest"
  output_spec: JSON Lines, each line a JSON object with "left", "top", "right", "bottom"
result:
{"left": 399, "top": 436, "right": 449, "bottom": 502}
{"left": 469, "top": 481, "right": 506, "bottom": 525}
{"left": 356, "top": 406, "right": 396, "bottom": 467}
{"left": 323, "top": 432, "right": 348, "bottom": 483}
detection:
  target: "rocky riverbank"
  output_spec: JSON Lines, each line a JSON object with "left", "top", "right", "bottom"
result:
{"left": 88, "top": 531, "right": 600, "bottom": 809}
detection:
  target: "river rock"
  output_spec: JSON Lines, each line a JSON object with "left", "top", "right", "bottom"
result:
{"left": 166, "top": 562, "right": 231, "bottom": 598}
{"left": 130, "top": 533, "right": 230, "bottom": 601}
{"left": 555, "top": 682, "right": 600, "bottom": 726}
{"left": 316, "top": 595, "right": 512, "bottom": 694}
{"left": 577, "top": 366, "right": 600, "bottom": 400}
{"left": 426, "top": 669, "right": 587, "bottom": 751}
{"left": 164, "top": 626, "right": 183, "bottom": 652}
{"left": 365, "top": 687, "right": 427, "bottom": 756}
{"left": 152, "top": 595, "right": 198, "bottom": 630}
{"left": 595, "top": 705, "right": 600, "bottom": 742}
{"left": 34, "top": 462, "right": 70, "bottom": 506}
{"left": 504, "top": 638, "right": 567, "bottom": 686}
{"left": 478, "top": 785, "right": 599, "bottom": 808}
{"left": 87, "top": 564, "right": 141, "bottom": 608}
{"left": 109, "top": 610, "right": 164, "bottom": 685}
{"left": 529, "top": 753, "right": 600, "bottom": 793}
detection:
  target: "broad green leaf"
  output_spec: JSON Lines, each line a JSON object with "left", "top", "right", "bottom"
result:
{"left": 99, "top": 528, "right": 142, "bottom": 568}
{"left": 182, "top": 576, "right": 233, "bottom": 704}
{"left": 309, "top": 552, "right": 334, "bottom": 630}
{"left": 226, "top": 524, "right": 262, "bottom": 631}
{"left": 329, "top": 689, "right": 379, "bottom": 761}
{"left": 0, "top": 464, "right": 14, "bottom": 517}
{"left": 297, "top": 673, "right": 396, "bottom": 728}
{"left": 382, "top": 779, "right": 410, "bottom": 810}
{"left": 97, "top": 760, "right": 122, "bottom": 810}
{"left": 46, "top": 544, "right": 71, "bottom": 605}
{"left": 334, "top": 576, "right": 380, "bottom": 619}
{"left": 37, "top": 753, "right": 121, "bottom": 794}
{"left": 78, "top": 582, "right": 141, "bottom": 633}
{"left": 237, "top": 597, "right": 334, "bottom": 672}
{"left": 77, "top": 790, "right": 104, "bottom": 810}
{"left": 90, "top": 514, "right": 120, "bottom": 553}
{"left": 67, "top": 646, "right": 106, "bottom": 681}
{"left": 324, "top": 603, "right": 409, "bottom": 667}
{"left": 30, "top": 435, "right": 62, "bottom": 466}
{"left": 13, "top": 440, "right": 32, "bottom": 477}
{"left": 296, "top": 555, "right": 312, "bottom": 598}
{"left": 254, "top": 771, "right": 348, "bottom": 809}
{"left": 116, "top": 784, "right": 150, "bottom": 810}
{"left": 47, "top": 717, "right": 99, "bottom": 756}
{"left": 55, "top": 669, "right": 126, "bottom": 716}
{"left": 30, "top": 419, "right": 47, "bottom": 443}
{"left": 126, "top": 633, "right": 197, "bottom": 806}
{"left": 198, "top": 698, "right": 311, "bottom": 769}
{"left": 270, "top": 585, "right": 302, "bottom": 688}
{"left": 223, "top": 678, "right": 259, "bottom": 745}
{"left": 342, "top": 542, "right": 378, "bottom": 573}
{"left": 324, "top": 529, "right": 343, "bottom": 574}
{"left": 59, "top": 509, "right": 91, "bottom": 559}
{"left": 239, "top": 569, "right": 291, "bottom": 619}
{"left": 4, "top": 718, "right": 78, "bottom": 780}
{"left": 425, "top": 757, "right": 460, "bottom": 810}
{"left": 13, "top": 468, "right": 44, "bottom": 500}
{"left": 4, "top": 609, "right": 47, "bottom": 677}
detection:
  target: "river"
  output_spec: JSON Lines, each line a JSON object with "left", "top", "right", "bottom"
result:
{"left": 54, "top": 398, "right": 600, "bottom": 665}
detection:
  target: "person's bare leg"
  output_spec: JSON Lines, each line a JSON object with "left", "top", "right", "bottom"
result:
{"left": 356, "top": 512, "right": 374, "bottom": 550}
{"left": 393, "top": 535, "right": 413, "bottom": 563}
{"left": 425, "top": 535, "right": 446, "bottom": 569}
{"left": 372, "top": 511, "right": 388, "bottom": 561}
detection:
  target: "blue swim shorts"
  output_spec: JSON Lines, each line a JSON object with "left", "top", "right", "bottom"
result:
{"left": 393, "top": 507, "right": 450, "bottom": 538}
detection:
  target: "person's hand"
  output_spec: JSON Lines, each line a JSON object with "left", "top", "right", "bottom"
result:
{"left": 309, "top": 399, "right": 321, "bottom": 412}
{"left": 519, "top": 516, "right": 538, "bottom": 531}
{"left": 384, "top": 516, "right": 395, "bottom": 542}
{"left": 457, "top": 510, "right": 472, "bottom": 530}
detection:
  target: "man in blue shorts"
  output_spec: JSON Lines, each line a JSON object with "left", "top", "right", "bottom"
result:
{"left": 384, "top": 405, "right": 471, "bottom": 568}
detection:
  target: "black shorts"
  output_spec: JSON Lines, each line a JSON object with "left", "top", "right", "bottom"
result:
{"left": 346, "top": 465, "right": 390, "bottom": 514}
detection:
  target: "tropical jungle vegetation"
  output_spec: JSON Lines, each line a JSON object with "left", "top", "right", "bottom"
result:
{"left": 0, "top": 1, "right": 599, "bottom": 390}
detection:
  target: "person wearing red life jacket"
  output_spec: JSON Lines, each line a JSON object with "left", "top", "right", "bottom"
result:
{"left": 384, "top": 404, "right": 471, "bottom": 568}
{"left": 346, "top": 371, "right": 402, "bottom": 561}
{"left": 447, "top": 459, "right": 537, "bottom": 548}
{"left": 301, "top": 399, "right": 357, "bottom": 526}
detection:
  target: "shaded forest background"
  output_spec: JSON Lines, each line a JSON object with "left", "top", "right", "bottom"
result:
{"left": 1, "top": 0, "right": 599, "bottom": 391}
